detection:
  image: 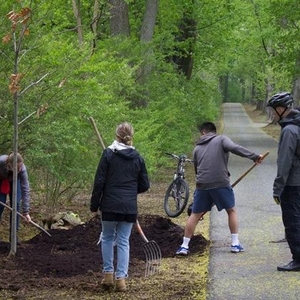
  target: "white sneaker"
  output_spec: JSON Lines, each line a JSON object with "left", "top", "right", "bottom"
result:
{"left": 176, "top": 246, "right": 189, "bottom": 256}
{"left": 231, "top": 244, "right": 244, "bottom": 253}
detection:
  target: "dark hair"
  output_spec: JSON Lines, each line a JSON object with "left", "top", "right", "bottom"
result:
{"left": 199, "top": 122, "right": 216, "bottom": 133}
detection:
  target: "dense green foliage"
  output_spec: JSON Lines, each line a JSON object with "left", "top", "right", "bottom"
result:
{"left": 0, "top": 0, "right": 299, "bottom": 206}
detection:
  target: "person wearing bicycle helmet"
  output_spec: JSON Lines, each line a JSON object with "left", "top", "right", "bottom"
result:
{"left": 267, "top": 92, "right": 294, "bottom": 121}
{"left": 176, "top": 122, "right": 263, "bottom": 256}
{"left": 267, "top": 92, "right": 300, "bottom": 271}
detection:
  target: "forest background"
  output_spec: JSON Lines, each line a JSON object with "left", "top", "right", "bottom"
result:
{"left": 1, "top": 0, "right": 300, "bottom": 212}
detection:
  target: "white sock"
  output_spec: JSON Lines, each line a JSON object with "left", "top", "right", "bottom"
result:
{"left": 231, "top": 233, "right": 239, "bottom": 245}
{"left": 181, "top": 237, "right": 191, "bottom": 249}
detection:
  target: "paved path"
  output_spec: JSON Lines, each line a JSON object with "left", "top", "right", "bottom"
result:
{"left": 208, "top": 103, "right": 300, "bottom": 300}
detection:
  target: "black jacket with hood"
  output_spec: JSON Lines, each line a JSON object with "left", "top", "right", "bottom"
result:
{"left": 90, "top": 141, "right": 150, "bottom": 217}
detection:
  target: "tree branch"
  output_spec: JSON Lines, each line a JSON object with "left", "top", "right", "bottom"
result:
{"left": 19, "top": 73, "right": 48, "bottom": 96}
{"left": 251, "top": 0, "right": 270, "bottom": 56}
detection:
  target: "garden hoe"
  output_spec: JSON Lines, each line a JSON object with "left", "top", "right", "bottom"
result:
{"left": 0, "top": 201, "right": 51, "bottom": 237}
{"left": 90, "top": 116, "right": 162, "bottom": 277}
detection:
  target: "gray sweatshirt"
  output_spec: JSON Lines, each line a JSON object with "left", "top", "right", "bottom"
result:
{"left": 0, "top": 155, "right": 30, "bottom": 213}
{"left": 193, "top": 132, "right": 260, "bottom": 189}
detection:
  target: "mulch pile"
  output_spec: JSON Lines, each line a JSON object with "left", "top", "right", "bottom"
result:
{"left": 0, "top": 214, "right": 208, "bottom": 292}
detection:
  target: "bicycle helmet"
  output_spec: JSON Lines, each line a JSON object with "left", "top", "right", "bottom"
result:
{"left": 267, "top": 92, "right": 293, "bottom": 109}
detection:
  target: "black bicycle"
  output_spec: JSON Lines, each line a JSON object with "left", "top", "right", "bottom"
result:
{"left": 164, "top": 153, "right": 193, "bottom": 217}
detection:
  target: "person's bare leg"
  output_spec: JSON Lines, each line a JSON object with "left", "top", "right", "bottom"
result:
{"left": 227, "top": 207, "right": 243, "bottom": 252}
{"left": 184, "top": 212, "right": 205, "bottom": 237}
{"left": 176, "top": 212, "right": 206, "bottom": 253}
{"left": 226, "top": 207, "right": 238, "bottom": 234}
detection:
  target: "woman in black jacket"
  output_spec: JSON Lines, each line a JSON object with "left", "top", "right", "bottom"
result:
{"left": 90, "top": 122, "right": 150, "bottom": 292}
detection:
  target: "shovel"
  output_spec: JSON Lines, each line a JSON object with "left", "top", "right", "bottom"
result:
{"left": 0, "top": 201, "right": 51, "bottom": 237}
{"left": 136, "top": 219, "right": 161, "bottom": 277}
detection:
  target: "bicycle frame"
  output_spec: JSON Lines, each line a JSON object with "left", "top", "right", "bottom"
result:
{"left": 166, "top": 153, "right": 192, "bottom": 180}
{"left": 164, "top": 153, "right": 193, "bottom": 217}
{"left": 175, "top": 156, "right": 185, "bottom": 179}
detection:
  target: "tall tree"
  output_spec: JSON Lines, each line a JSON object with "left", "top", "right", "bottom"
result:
{"left": 140, "top": 0, "right": 158, "bottom": 42}
{"left": 172, "top": 7, "right": 197, "bottom": 79}
{"left": 109, "top": 0, "right": 130, "bottom": 36}
{"left": 136, "top": 0, "right": 159, "bottom": 85}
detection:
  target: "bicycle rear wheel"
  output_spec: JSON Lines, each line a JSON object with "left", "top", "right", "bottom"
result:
{"left": 164, "top": 178, "right": 189, "bottom": 218}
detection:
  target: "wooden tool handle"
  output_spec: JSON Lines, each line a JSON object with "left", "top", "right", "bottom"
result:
{"left": 136, "top": 220, "right": 149, "bottom": 243}
{"left": 231, "top": 151, "right": 269, "bottom": 188}
{"left": 89, "top": 117, "right": 106, "bottom": 150}
{"left": 0, "top": 201, "right": 51, "bottom": 237}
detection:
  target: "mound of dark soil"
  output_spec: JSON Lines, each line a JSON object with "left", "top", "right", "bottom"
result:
{"left": 0, "top": 215, "right": 208, "bottom": 292}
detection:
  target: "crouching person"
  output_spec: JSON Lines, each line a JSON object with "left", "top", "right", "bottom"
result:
{"left": 0, "top": 152, "right": 31, "bottom": 243}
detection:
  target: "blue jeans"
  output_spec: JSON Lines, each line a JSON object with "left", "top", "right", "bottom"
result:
{"left": 0, "top": 180, "right": 21, "bottom": 230}
{"left": 101, "top": 220, "right": 133, "bottom": 278}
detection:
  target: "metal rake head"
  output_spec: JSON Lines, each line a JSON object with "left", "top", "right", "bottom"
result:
{"left": 142, "top": 240, "right": 162, "bottom": 277}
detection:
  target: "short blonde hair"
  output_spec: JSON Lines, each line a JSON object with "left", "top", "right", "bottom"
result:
{"left": 116, "top": 122, "right": 134, "bottom": 146}
{"left": 6, "top": 153, "right": 23, "bottom": 171}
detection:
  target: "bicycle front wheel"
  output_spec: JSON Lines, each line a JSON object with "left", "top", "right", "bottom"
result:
{"left": 164, "top": 178, "right": 189, "bottom": 218}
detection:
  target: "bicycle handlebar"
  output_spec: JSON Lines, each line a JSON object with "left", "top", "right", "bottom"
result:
{"left": 165, "top": 152, "right": 193, "bottom": 163}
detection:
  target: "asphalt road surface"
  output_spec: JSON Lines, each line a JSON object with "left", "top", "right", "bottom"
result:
{"left": 208, "top": 103, "right": 300, "bottom": 300}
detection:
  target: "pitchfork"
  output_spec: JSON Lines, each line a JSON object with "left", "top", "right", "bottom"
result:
{"left": 136, "top": 219, "right": 161, "bottom": 277}
{"left": 89, "top": 117, "right": 162, "bottom": 277}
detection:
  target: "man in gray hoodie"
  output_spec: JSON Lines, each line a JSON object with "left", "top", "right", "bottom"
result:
{"left": 176, "top": 122, "right": 262, "bottom": 256}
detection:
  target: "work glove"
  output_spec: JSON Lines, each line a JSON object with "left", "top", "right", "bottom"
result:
{"left": 273, "top": 195, "right": 280, "bottom": 205}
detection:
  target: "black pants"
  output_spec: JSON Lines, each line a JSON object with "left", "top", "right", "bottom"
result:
{"left": 281, "top": 186, "right": 300, "bottom": 262}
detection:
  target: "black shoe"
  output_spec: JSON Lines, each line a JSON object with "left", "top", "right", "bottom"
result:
{"left": 277, "top": 260, "right": 300, "bottom": 271}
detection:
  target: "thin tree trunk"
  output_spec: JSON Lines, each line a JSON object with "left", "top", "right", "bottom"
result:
{"left": 136, "top": 0, "right": 158, "bottom": 85}
{"left": 292, "top": 77, "right": 300, "bottom": 106}
{"left": 91, "top": 0, "right": 100, "bottom": 53}
{"left": 224, "top": 74, "right": 229, "bottom": 102}
{"left": 72, "top": 0, "right": 84, "bottom": 47}
{"left": 292, "top": 55, "right": 300, "bottom": 106}
{"left": 140, "top": 0, "right": 158, "bottom": 42}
